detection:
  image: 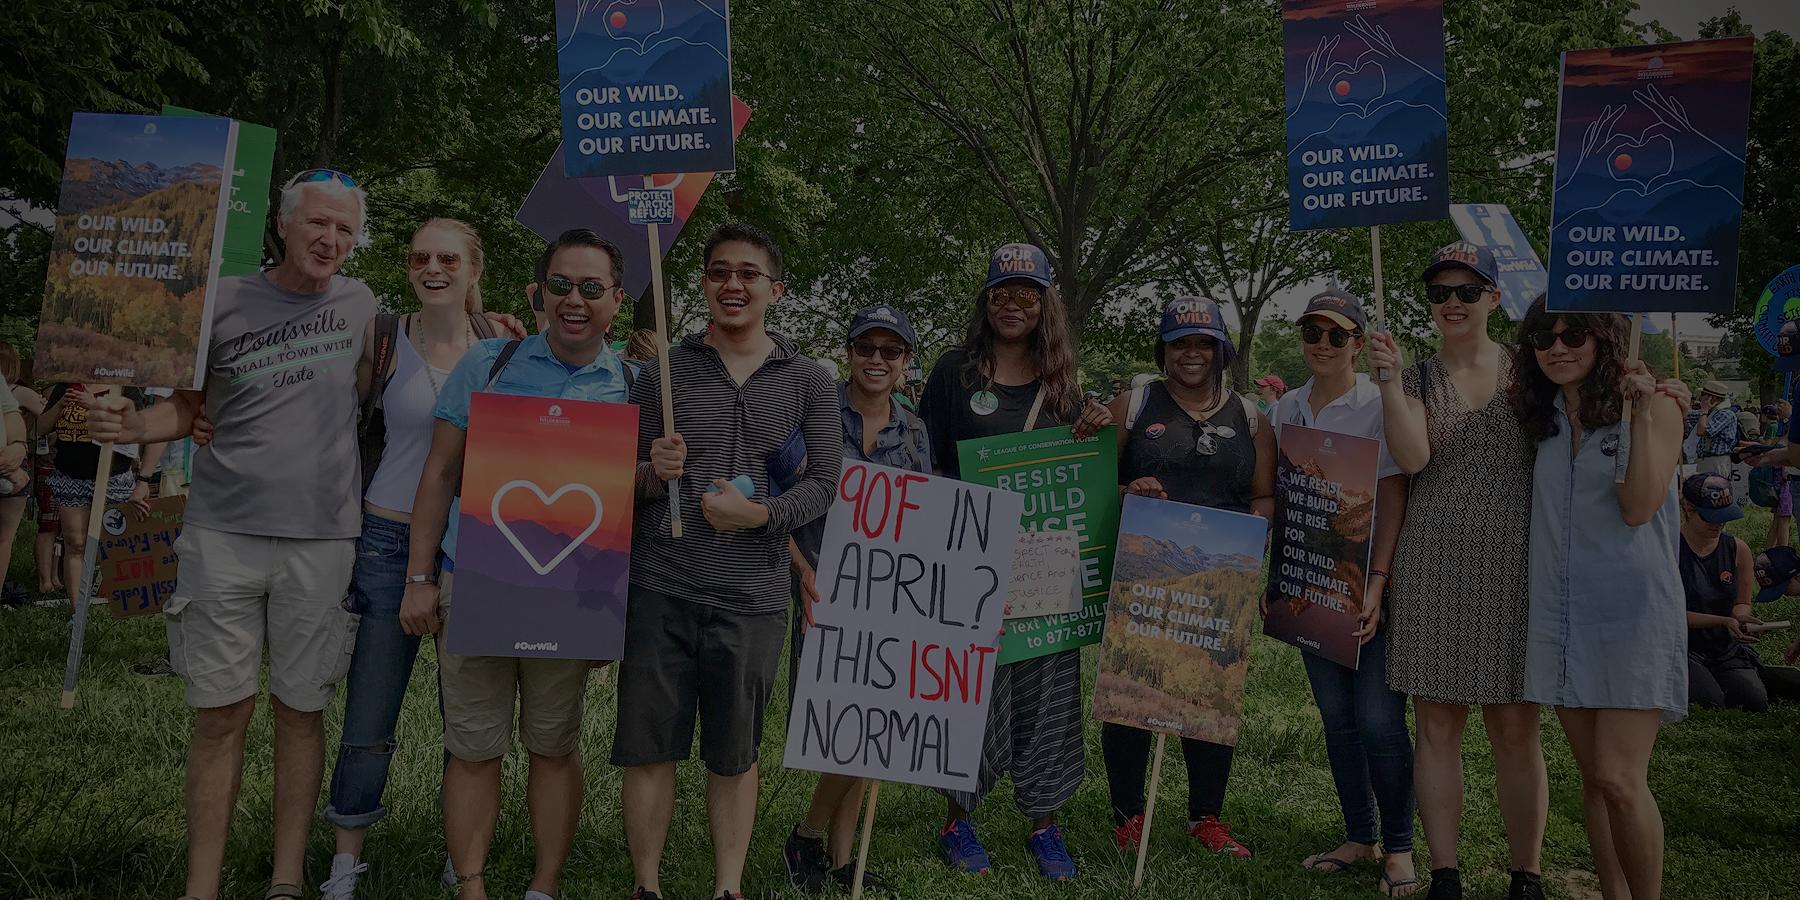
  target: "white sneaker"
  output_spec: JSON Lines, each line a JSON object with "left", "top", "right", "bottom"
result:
{"left": 524, "top": 892, "right": 555, "bottom": 900}
{"left": 320, "top": 853, "right": 368, "bottom": 900}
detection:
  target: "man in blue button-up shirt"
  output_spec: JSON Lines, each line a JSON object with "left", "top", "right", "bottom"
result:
{"left": 399, "top": 228, "right": 630, "bottom": 900}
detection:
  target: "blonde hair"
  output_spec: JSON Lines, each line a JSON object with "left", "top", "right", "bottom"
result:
{"left": 0, "top": 342, "right": 18, "bottom": 384}
{"left": 412, "top": 218, "right": 485, "bottom": 314}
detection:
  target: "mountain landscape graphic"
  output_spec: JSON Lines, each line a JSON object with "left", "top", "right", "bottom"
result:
{"left": 1114, "top": 532, "right": 1261, "bottom": 582}
{"left": 61, "top": 159, "right": 223, "bottom": 214}
{"left": 448, "top": 515, "right": 630, "bottom": 659}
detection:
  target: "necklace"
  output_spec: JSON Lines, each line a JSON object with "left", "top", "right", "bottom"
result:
{"left": 416, "top": 312, "right": 472, "bottom": 397}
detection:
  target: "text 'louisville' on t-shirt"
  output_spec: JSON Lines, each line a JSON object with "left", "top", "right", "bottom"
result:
{"left": 629, "top": 332, "right": 842, "bottom": 615}
{"left": 185, "top": 271, "right": 375, "bottom": 539}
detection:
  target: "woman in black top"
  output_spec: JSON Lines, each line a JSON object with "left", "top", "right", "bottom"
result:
{"left": 919, "top": 243, "right": 1109, "bottom": 882}
{"left": 1677, "top": 473, "right": 1799, "bottom": 711}
{"left": 1102, "top": 297, "right": 1275, "bottom": 859}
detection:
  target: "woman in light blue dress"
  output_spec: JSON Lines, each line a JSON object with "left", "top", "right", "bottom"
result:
{"left": 1509, "top": 297, "right": 1689, "bottom": 900}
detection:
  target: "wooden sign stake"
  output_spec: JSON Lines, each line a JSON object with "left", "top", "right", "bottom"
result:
{"left": 1371, "top": 225, "right": 1389, "bottom": 382}
{"left": 60, "top": 386, "right": 117, "bottom": 708}
{"left": 1132, "top": 732, "right": 1167, "bottom": 888}
{"left": 1617, "top": 312, "right": 1644, "bottom": 483}
{"left": 643, "top": 175, "right": 683, "bottom": 538}
{"left": 850, "top": 780, "right": 882, "bottom": 900}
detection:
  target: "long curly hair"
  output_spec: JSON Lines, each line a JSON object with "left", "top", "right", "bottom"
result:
{"left": 1509, "top": 294, "right": 1632, "bottom": 442}
{"left": 957, "top": 281, "right": 1081, "bottom": 421}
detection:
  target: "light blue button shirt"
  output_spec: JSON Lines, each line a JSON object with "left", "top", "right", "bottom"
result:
{"left": 433, "top": 335, "right": 631, "bottom": 565}
{"left": 1526, "top": 395, "right": 1687, "bottom": 720}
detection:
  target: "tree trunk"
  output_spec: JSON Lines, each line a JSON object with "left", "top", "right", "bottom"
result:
{"left": 312, "top": 28, "right": 348, "bottom": 168}
{"left": 1232, "top": 300, "right": 1265, "bottom": 392}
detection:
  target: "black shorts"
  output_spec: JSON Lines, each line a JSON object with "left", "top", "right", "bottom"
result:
{"left": 611, "top": 586, "right": 787, "bottom": 776}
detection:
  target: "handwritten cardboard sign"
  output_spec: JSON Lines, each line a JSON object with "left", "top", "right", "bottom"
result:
{"left": 1093, "top": 495, "right": 1268, "bottom": 746}
{"left": 782, "top": 462, "right": 1023, "bottom": 792}
{"left": 98, "top": 495, "right": 185, "bottom": 619}
{"left": 1004, "top": 529, "right": 1082, "bottom": 620}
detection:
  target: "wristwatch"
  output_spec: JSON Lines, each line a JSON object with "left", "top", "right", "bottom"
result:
{"left": 135, "top": 473, "right": 154, "bottom": 484}
{"left": 406, "top": 573, "right": 437, "bottom": 585}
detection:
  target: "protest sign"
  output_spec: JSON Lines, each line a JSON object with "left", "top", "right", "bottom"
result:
{"left": 446, "top": 393, "right": 638, "bottom": 659}
{"left": 35, "top": 112, "right": 237, "bottom": 390}
{"left": 1753, "top": 264, "right": 1800, "bottom": 360}
{"left": 782, "top": 462, "right": 1021, "bottom": 793}
{"left": 1547, "top": 38, "right": 1755, "bottom": 313}
{"left": 957, "top": 426, "right": 1121, "bottom": 664}
{"left": 96, "top": 496, "right": 185, "bottom": 619}
{"left": 554, "top": 0, "right": 736, "bottom": 178}
{"left": 1004, "top": 529, "right": 1082, "bottom": 620}
{"left": 1094, "top": 494, "right": 1268, "bottom": 747}
{"left": 163, "top": 107, "right": 275, "bottom": 276}
{"left": 517, "top": 96, "right": 752, "bottom": 302}
{"left": 1265, "top": 424, "right": 1378, "bottom": 669}
{"left": 1450, "top": 204, "right": 1546, "bottom": 320}
{"left": 1282, "top": 0, "right": 1449, "bottom": 231}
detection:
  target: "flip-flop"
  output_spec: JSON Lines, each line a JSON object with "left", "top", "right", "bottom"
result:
{"left": 1380, "top": 871, "right": 1420, "bottom": 898}
{"left": 1303, "top": 852, "right": 1361, "bottom": 874}
{"left": 264, "top": 885, "right": 304, "bottom": 900}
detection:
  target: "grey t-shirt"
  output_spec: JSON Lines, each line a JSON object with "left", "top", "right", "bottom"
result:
{"left": 185, "top": 271, "right": 375, "bottom": 539}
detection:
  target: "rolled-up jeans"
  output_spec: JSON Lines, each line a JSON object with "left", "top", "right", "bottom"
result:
{"left": 1300, "top": 628, "right": 1415, "bottom": 852}
{"left": 325, "top": 512, "right": 430, "bottom": 829}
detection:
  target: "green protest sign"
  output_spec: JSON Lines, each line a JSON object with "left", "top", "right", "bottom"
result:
{"left": 163, "top": 106, "right": 276, "bottom": 276}
{"left": 957, "top": 425, "right": 1120, "bottom": 663}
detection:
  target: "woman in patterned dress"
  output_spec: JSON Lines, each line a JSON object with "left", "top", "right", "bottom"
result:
{"left": 1366, "top": 243, "right": 1546, "bottom": 900}
{"left": 1510, "top": 297, "right": 1689, "bottom": 900}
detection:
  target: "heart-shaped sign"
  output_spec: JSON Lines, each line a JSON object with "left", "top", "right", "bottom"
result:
{"left": 491, "top": 479, "right": 605, "bottom": 577}
{"left": 1604, "top": 133, "right": 1675, "bottom": 194}
{"left": 1328, "top": 60, "right": 1388, "bottom": 117}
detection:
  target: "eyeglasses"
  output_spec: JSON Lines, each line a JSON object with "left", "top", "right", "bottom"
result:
{"left": 1301, "top": 323, "right": 1359, "bottom": 348}
{"left": 705, "top": 266, "right": 773, "bottom": 286}
{"left": 989, "top": 287, "right": 1042, "bottom": 311}
{"left": 850, "top": 340, "right": 907, "bottom": 361}
{"left": 408, "top": 251, "right": 461, "bottom": 271}
{"left": 283, "top": 168, "right": 359, "bottom": 190}
{"left": 1427, "top": 283, "right": 1491, "bottom": 305}
{"left": 543, "top": 274, "right": 615, "bottom": 300}
{"left": 1527, "top": 327, "right": 1591, "bottom": 351}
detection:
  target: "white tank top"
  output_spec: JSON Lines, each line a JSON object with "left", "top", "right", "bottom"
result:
{"left": 364, "top": 332, "right": 452, "bottom": 513}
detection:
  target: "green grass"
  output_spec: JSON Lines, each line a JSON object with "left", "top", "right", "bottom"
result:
{"left": 2, "top": 515, "right": 1797, "bottom": 900}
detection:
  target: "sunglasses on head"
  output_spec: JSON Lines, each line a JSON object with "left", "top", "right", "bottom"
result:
{"left": 1427, "top": 283, "right": 1491, "bottom": 305}
{"left": 1301, "top": 322, "right": 1359, "bottom": 348}
{"left": 1527, "top": 327, "right": 1591, "bottom": 351}
{"left": 850, "top": 339, "right": 908, "bottom": 361}
{"left": 408, "top": 251, "right": 461, "bottom": 271}
{"left": 704, "top": 266, "right": 773, "bottom": 286}
{"left": 542, "top": 274, "right": 614, "bottom": 300}
{"left": 284, "top": 168, "right": 359, "bottom": 190}
{"left": 989, "top": 286, "right": 1042, "bottom": 310}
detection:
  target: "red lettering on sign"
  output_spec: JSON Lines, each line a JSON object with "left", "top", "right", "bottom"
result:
{"left": 893, "top": 474, "right": 926, "bottom": 541}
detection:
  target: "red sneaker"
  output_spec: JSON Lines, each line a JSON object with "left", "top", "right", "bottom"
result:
{"left": 1113, "top": 813, "right": 1145, "bottom": 849}
{"left": 1188, "top": 816, "right": 1251, "bottom": 858}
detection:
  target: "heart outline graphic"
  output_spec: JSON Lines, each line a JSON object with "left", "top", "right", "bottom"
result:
{"left": 1603, "top": 133, "right": 1675, "bottom": 194}
{"left": 604, "top": 0, "right": 665, "bottom": 54}
{"left": 491, "top": 480, "right": 605, "bottom": 577}
{"left": 1328, "top": 60, "right": 1388, "bottom": 117}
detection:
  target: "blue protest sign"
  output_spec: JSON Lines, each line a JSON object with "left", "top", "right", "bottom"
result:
{"left": 555, "top": 0, "right": 735, "bottom": 178}
{"left": 1449, "top": 204, "right": 1546, "bottom": 321}
{"left": 1282, "top": 0, "right": 1449, "bottom": 231}
{"left": 1754, "top": 264, "right": 1800, "bottom": 358}
{"left": 1547, "top": 38, "right": 1754, "bottom": 313}
{"left": 627, "top": 187, "right": 676, "bottom": 225}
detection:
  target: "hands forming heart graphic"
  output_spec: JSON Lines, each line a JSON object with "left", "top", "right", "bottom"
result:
{"left": 492, "top": 480, "right": 605, "bottom": 577}
{"left": 603, "top": 0, "right": 665, "bottom": 54}
{"left": 1327, "top": 60, "right": 1388, "bottom": 118}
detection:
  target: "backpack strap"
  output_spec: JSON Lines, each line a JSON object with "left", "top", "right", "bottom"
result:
{"left": 364, "top": 313, "right": 401, "bottom": 420}
{"left": 484, "top": 339, "right": 524, "bottom": 390}
{"left": 622, "top": 360, "right": 637, "bottom": 395}
{"left": 468, "top": 310, "right": 498, "bottom": 340}
{"left": 1125, "top": 380, "right": 1151, "bottom": 431}
{"left": 1239, "top": 393, "right": 1259, "bottom": 437}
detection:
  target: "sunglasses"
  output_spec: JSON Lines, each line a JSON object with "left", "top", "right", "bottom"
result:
{"left": 408, "top": 251, "right": 461, "bottom": 271}
{"left": 704, "top": 266, "right": 774, "bottom": 286}
{"left": 990, "top": 287, "right": 1042, "bottom": 311}
{"left": 1301, "top": 323, "right": 1359, "bottom": 348}
{"left": 284, "top": 168, "right": 359, "bottom": 190}
{"left": 850, "top": 339, "right": 907, "bottom": 361}
{"left": 542, "top": 274, "right": 614, "bottom": 300}
{"left": 1527, "top": 327, "right": 1592, "bottom": 351}
{"left": 1427, "top": 283, "right": 1491, "bottom": 305}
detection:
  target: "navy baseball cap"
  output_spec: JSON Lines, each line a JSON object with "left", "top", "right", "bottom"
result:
{"left": 1754, "top": 546, "right": 1800, "bottom": 602}
{"left": 1299, "top": 289, "right": 1368, "bottom": 332}
{"left": 1681, "top": 473, "right": 1744, "bottom": 524}
{"left": 1422, "top": 240, "right": 1498, "bottom": 287}
{"left": 1158, "top": 296, "right": 1238, "bottom": 369}
{"left": 984, "top": 243, "right": 1053, "bottom": 290}
{"left": 1776, "top": 319, "right": 1800, "bottom": 373}
{"left": 847, "top": 304, "right": 918, "bottom": 348}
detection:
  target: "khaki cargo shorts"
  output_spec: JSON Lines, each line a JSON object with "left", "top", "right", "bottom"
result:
{"left": 164, "top": 524, "right": 359, "bottom": 711}
{"left": 437, "top": 571, "right": 592, "bottom": 762}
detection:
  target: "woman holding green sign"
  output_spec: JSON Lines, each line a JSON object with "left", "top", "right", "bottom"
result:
{"left": 1102, "top": 296, "right": 1274, "bottom": 860}
{"left": 918, "top": 243, "right": 1109, "bottom": 883}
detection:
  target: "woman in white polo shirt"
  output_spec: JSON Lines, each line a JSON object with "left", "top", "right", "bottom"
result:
{"left": 1272, "top": 290, "right": 1417, "bottom": 898}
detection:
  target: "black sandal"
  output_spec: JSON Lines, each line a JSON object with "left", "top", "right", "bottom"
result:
{"left": 1380, "top": 871, "right": 1421, "bottom": 898}
{"left": 1303, "top": 851, "right": 1363, "bottom": 874}
{"left": 264, "top": 885, "right": 304, "bottom": 900}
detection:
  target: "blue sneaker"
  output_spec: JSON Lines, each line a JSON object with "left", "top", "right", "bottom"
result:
{"left": 938, "top": 819, "right": 993, "bottom": 874}
{"left": 1027, "top": 824, "right": 1078, "bottom": 881}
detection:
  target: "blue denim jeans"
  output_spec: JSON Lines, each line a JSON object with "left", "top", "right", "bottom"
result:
{"left": 1301, "top": 628, "right": 1415, "bottom": 851}
{"left": 324, "top": 512, "right": 428, "bottom": 829}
